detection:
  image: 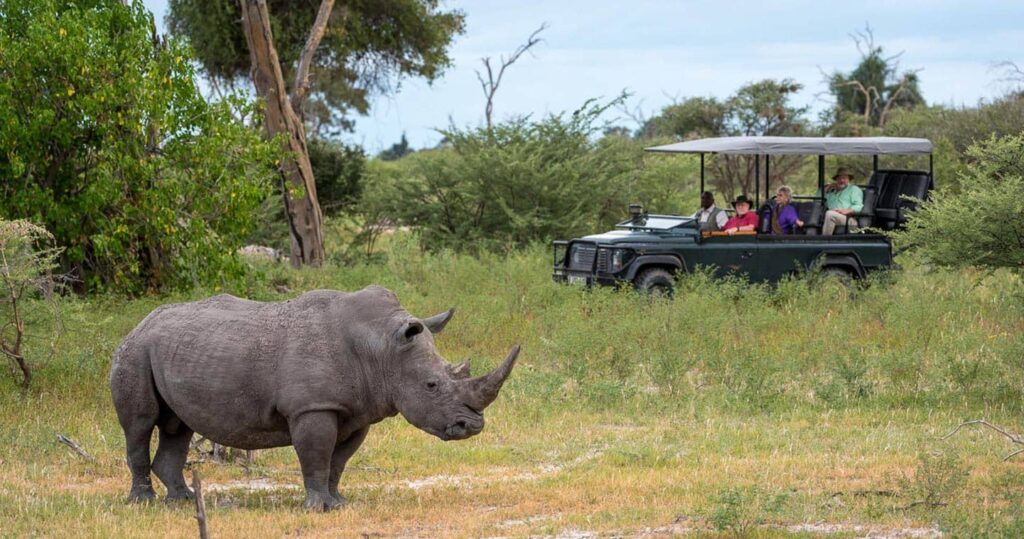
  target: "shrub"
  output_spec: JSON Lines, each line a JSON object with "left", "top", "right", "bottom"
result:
{"left": 0, "top": 0, "right": 280, "bottom": 293}
{"left": 0, "top": 220, "right": 62, "bottom": 389}
{"left": 897, "top": 134, "right": 1024, "bottom": 275}
{"left": 358, "top": 99, "right": 696, "bottom": 253}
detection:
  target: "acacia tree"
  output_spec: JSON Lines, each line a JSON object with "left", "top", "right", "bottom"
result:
{"left": 826, "top": 26, "right": 924, "bottom": 130}
{"left": 167, "top": 0, "right": 465, "bottom": 266}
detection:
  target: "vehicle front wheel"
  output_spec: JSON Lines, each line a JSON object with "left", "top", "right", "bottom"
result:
{"left": 635, "top": 267, "right": 675, "bottom": 297}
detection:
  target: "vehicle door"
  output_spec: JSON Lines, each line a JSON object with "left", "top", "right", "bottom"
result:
{"left": 692, "top": 234, "right": 762, "bottom": 280}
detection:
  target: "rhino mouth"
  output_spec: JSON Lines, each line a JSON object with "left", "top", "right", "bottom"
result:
{"left": 439, "top": 412, "right": 485, "bottom": 441}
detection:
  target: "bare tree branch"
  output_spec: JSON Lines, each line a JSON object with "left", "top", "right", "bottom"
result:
{"left": 477, "top": 23, "right": 547, "bottom": 129}
{"left": 942, "top": 419, "right": 1024, "bottom": 461}
{"left": 291, "top": 0, "right": 340, "bottom": 112}
{"left": 57, "top": 434, "right": 95, "bottom": 461}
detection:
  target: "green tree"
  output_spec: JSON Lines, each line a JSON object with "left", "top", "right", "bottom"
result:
{"left": 897, "top": 134, "right": 1024, "bottom": 274}
{"left": 642, "top": 79, "right": 810, "bottom": 200}
{"left": 0, "top": 0, "right": 279, "bottom": 293}
{"left": 826, "top": 26, "right": 924, "bottom": 130}
{"left": 168, "top": 0, "right": 463, "bottom": 268}
{"left": 309, "top": 138, "right": 366, "bottom": 215}
{"left": 378, "top": 133, "right": 414, "bottom": 161}
{"left": 167, "top": 0, "right": 465, "bottom": 134}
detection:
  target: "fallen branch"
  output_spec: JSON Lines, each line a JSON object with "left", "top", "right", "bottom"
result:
{"left": 897, "top": 500, "right": 948, "bottom": 511}
{"left": 942, "top": 419, "right": 1024, "bottom": 461}
{"left": 192, "top": 469, "right": 209, "bottom": 539}
{"left": 56, "top": 434, "right": 95, "bottom": 461}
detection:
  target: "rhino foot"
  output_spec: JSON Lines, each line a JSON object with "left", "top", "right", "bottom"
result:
{"left": 165, "top": 488, "right": 195, "bottom": 503}
{"left": 303, "top": 490, "right": 345, "bottom": 512}
{"left": 127, "top": 486, "right": 157, "bottom": 503}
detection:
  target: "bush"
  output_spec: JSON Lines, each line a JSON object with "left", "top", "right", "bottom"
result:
{"left": 0, "top": 220, "right": 62, "bottom": 389}
{"left": 0, "top": 0, "right": 280, "bottom": 293}
{"left": 897, "top": 134, "right": 1024, "bottom": 274}
{"left": 358, "top": 99, "right": 696, "bottom": 252}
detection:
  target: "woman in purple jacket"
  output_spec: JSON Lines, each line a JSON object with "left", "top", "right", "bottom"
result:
{"left": 769, "top": 185, "right": 803, "bottom": 234}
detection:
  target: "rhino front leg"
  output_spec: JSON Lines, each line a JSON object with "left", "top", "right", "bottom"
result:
{"left": 289, "top": 411, "right": 342, "bottom": 511}
{"left": 328, "top": 426, "right": 369, "bottom": 505}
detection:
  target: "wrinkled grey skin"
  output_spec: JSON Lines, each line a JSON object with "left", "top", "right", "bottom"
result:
{"left": 110, "top": 285, "right": 519, "bottom": 510}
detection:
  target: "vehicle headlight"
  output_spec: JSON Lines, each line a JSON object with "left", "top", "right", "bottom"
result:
{"left": 570, "top": 245, "right": 582, "bottom": 267}
{"left": 610, "top": 249, "right": 633, "bottom": 272}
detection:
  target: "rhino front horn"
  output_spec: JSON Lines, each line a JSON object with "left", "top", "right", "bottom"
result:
{"left": 463, "top": 345, "right": 520, "bottom": 411}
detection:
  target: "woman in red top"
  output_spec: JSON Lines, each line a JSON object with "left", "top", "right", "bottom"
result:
{"left": 723, "top": 195, "right": 758, "bottom": 235}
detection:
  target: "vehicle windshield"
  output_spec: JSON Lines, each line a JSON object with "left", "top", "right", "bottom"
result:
{"left": 616, "top": 214, "right": 693, "bottom": 230}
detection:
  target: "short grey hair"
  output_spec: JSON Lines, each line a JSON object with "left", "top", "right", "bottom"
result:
{"left": 776, "top": 185, "right": 793, "bottom": 199}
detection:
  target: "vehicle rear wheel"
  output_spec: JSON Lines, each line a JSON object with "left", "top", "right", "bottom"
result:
{"left": 816, "top": 266, "right": 855, "bottom": 295}
{"left": 635, "top": 267, "right": 675, "bottom": 297}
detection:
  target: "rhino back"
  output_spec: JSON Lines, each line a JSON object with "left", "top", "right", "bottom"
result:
{"left": 135, "top": 289, "right": 398, "bottom": 448}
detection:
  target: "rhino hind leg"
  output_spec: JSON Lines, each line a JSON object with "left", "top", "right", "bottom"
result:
{"left": 110, "top": 348, "right": 160, "bottom": 503}
{"left": 152, "top": 416, "right": 195, "bottom": 502}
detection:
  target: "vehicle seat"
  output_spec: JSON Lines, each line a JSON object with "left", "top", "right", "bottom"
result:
{"left": 872, "top": 169, "right": 933, "bottom": 229}
{"left": 793, "top": 200, "right": 824, "bottom": 235}
{"left": 836, "top": 185, "right": 878, "bottom": 233}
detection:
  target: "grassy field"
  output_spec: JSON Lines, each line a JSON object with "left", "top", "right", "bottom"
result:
{"left": 2, "top": 240, "right": 1023, "bottom": 537}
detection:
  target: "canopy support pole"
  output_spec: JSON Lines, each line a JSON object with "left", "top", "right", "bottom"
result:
{"left": 754, "top": 154, "right": 760, "bottom": 208}
{"left": 700, "top": 153, "right": 705, "bottom": 195}
{"left": 765, "top": 155, "right": 771, "bottom": 204}
{"left": 929, "top": 153, "right": 933, "bottom": 178}
{"left": 873, "top": 154, "right": 878, "bottom": 174}
{"left": 818, "top": 155, "right": 825, "bottom": 200}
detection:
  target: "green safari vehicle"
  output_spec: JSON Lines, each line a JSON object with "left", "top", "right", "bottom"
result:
{"left": 552, "top": 136, "right": 934, "bottom": 294}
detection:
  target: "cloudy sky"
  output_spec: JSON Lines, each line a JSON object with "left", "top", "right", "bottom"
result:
{"left": 143, "top": 1, "right": 1023, "bottom": 152}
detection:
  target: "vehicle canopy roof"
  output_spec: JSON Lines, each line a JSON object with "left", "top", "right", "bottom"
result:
{"left": 645, "top": 136, "right": 933, "bottom": 156}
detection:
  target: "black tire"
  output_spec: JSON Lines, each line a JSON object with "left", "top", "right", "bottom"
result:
{"left": 817, "top": 266, "right": 856, "bottom": 295}
{"left": 635, "top": 267, "right": 675, "bottom": 297}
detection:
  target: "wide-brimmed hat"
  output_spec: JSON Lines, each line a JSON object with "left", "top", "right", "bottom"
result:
{"left": 832, "top": 167, "right": 855, "bottom": 180}
{"left": 731, "top": 195, "right": 753, "bottom": 208}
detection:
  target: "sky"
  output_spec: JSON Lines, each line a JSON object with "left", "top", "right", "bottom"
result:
{"left": 143, "top": 0, "right": 1023, "bottom": 152}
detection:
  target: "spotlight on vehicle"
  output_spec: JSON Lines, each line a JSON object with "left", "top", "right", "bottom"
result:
{"left": 628, "top": 203, "right": 643, "bottom": 220}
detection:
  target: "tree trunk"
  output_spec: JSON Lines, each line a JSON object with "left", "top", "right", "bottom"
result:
{"left": 239, "top": 0, "right": 325, "bottom": 268}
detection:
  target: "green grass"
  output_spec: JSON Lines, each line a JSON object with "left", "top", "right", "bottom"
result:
{"left": 2, "top": 239, "right": 1023, "bottom": 537}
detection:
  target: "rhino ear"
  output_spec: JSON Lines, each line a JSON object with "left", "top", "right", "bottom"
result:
{"left": 422, "top": 307, "right": 455, "bottom": 334}
{"left": 400, "top": 320, "right": 424, "bottom": 342}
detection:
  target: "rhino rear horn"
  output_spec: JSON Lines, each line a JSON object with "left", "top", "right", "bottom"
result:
{"left": 462, "top": 345, "right": 520, "bottom": 411}
{"left": 423, "top": 307, "right": 455, "bottom": 334}
{"left": 449, "top": 360, "right": 472, "bottom": 380}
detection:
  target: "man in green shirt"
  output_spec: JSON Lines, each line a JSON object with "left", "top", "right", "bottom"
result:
{"left": 821, "top": 167, "right": 863, "bottom": 235}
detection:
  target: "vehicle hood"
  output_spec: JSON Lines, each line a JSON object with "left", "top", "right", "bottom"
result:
{"left": 579, "top": 229, "right": 695, "bottom": 245}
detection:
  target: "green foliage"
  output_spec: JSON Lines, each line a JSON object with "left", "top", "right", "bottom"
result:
{"left": 708, "top": 486, "right": 789, "bottom": 534}
{"left": 640, "top": 80, "right": 810, "bottom": 200}
{"left": 166, "top": 0, "right": 465, "bottom": 134}
{"left": 642, "top": 79, "right": 808, "bottom": 140}
{"left": 377, "top": 133, "right": 415, "bottom": 161}
{"left": 308, "top": 138, "right": 366, "bottom": 215}
{"left": 897, "top": 134, "right": 1024, "bottom": 275}
{"left": 358, "top": 99, "right": 696, "bottom": 252}
{"left": 0, "top": 0, "right": 279, "bottom": 294}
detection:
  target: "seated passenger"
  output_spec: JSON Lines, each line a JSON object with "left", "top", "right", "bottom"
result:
{"left": 723, "top": 195, "right": 758, "bottom": 235}
{"left": 766, "top": 185, "right": 803, "bottom": 234}
{"left": 821, "top": 167, "right": 863, "bottom": 235}
{"left": 693, "top": 191, "right": 727, "bottom": 233}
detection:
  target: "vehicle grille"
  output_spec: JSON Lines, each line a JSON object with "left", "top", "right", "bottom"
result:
{"left": 569, "top": 244, "right": 597, "bottom": 270}
{"left": 596, "top": 248, "right": 610, "bottom": 273}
